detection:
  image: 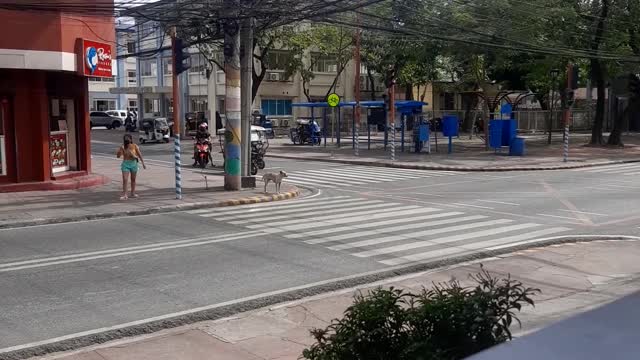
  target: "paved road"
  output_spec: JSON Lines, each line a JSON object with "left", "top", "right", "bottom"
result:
{"left": 1, "top": 129, "right": 639, "bottom": 353}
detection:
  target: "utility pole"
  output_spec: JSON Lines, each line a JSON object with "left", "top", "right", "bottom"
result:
{"left": 353, "top": 13, "right": 361, "bottom": 156}
{"left": 223, "top": 0, "right": 241, "bottom": 191}
{"left": 170, "top": 27, "right": 182, "bottom": 200}
{"left": 240, "top": 15, "right": 253, "bottom": 180}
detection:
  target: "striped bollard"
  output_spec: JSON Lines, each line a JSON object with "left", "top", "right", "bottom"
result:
{"left": 174, "top": 134, "right": 182, "bottom": 200}
{"left": 390, "top": 124, "right": 396, "bottom": 161}
{"left": 563, "top": 124, "right": 569, "bottom": 163}
{"left": 354, "top": 122, "right": 359, "bottom": 156}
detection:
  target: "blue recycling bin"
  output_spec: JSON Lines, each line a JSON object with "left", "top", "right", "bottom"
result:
{"left": 442, "top": 115, "right": 459, "bottom": 137}
{"left": 502, "top": 119, "right": 517, "bottom": 146}
{"left": 509, "top": 137, "right": 526, "bottom": 156}
{"left": 489, "top": 120, "right": 503, "bottom": 149}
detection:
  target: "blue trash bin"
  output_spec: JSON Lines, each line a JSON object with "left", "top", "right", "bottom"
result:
{"left": 442, "top": 115, "right": 459, "bottom": 137}
{"left": 502, "top": 119, "right": 517, "bottom": 146}
{"left": 509, "top": 137, "right": 526, "bottom": 156}
{"left": 489, "top": 120, "right": 503, "bottom": 149}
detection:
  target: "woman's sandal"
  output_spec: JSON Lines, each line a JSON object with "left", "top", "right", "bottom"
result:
{"left": 120, "top": 195, "right": 128, "bottom": 201}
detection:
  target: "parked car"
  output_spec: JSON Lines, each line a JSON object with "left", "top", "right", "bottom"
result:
{"left": 89, "top": 111, "right": 123, "bottom": 129}
{"left": 106, "top": 110, "right": 128, "bottom": 122}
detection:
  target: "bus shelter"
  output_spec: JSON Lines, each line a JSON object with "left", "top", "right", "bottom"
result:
{"left": 291, "top": 100, "right": 428, "bottom": 151}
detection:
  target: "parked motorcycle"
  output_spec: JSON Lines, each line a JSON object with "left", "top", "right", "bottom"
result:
{"left": 124, "top": 115, "right": 137, "bottom": 132}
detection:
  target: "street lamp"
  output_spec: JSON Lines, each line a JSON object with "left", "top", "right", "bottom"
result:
{"left": 548, "top": 69, "right": 560, "bottom": 144}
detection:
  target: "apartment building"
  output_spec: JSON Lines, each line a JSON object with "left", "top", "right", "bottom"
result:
{"left": 106, "top": 18, "right": 389, "bottom": 131}
{"left": 88, "top": 22, "right": 138, "bottom": 112}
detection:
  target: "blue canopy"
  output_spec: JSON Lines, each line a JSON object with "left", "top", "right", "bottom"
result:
{"left": 292, "top": 100, "right": 428, "bottom": 112}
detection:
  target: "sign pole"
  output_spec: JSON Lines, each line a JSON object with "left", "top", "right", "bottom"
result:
{"left": 170, "top": 27, "right": 182, "bottom": 200}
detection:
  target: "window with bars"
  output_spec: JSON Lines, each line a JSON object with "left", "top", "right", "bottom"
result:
{"left": 312, "top": 54, "right": 338, "bottom": 73}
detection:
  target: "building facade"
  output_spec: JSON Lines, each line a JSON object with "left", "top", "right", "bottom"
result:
{"left": 0, "top": 1, "right": 115, "bottom": 189}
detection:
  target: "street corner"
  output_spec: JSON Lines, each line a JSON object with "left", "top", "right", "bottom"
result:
{"left": 216, "top": 185, "right": 301, "bottom": 207}
{"left": 0, "top": 173, "right": 110, "bottom": 193}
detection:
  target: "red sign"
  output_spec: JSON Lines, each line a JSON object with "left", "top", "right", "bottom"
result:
{"left": 81, "top": 39, "right": 112, "bottom": 77}
{"left": 49, "top": 133, "right": 68, "bottom": 169}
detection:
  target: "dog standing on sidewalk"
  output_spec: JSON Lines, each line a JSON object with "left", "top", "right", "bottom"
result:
{"left": 263, "top": 171, "right": 288, "bottom": 194}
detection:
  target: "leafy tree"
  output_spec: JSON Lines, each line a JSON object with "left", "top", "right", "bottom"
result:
{"left": 284, "top": 24, "right": 354, "bottom": 101}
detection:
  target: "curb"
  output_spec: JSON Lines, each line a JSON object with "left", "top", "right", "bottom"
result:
{"left": 3, "top": 235, "right": 637, "bottom": 360}
{"left": 0, "top": 175, "right": 110, "bottom": 193}
{"left": 0, "top": 187, "right": 300, "bottom": 230}
{"left": 268, "top": 153, "right": 640, "bottom": 172}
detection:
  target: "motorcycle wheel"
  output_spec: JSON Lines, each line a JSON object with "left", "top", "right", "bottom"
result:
{"left": 198, "top": 156, "right": 207, "bottom": 169}
{"left": 251, "top": 163, "right": 258, "bottom": 175}
{"left": 257, "top": 158, "right": 265, "bottom": 169}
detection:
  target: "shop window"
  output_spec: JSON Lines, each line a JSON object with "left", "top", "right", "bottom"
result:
{"left": 144, "top": 98, "right": 160, "bottom": 115}
{"left": 49, "top": 98, "right": 77, "bottom": 173}
{"left": 261, "top": 99, "right": 292, "bottom": 116}
{"left": 92, "top": 100, "right": 116, "bottom": 112}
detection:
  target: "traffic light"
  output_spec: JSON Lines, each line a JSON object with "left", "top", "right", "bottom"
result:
{"left": 173, "top": 38, "right": 191, "bottom": 75}
{"left": 566, "top": 89, "right": 575, "bottom": 107}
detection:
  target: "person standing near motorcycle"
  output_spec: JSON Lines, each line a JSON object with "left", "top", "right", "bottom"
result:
{"left": 117, "top": 134, "right": 146, "bottom": 200}
{"left": 193, "top": 122, "right": 212, "bottom": 166}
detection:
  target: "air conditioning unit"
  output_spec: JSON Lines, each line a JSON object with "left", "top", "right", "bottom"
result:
{"left": 268, "top": 72, "right": 280, "bottom": 81}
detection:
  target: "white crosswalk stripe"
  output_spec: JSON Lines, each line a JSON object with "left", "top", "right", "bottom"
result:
{"left": 283, "top": 165, "right": 464, "bottom": 188}
{"left": 189, "top": 196, "right": 572, "bottom": 265}
{"left": 572, "top": 163, "right": 640, "bottom": 175}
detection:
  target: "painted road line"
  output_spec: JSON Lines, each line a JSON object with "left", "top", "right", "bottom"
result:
{"left": 227, "top": 202, "right": 392, "bottom": 224}
{"left": 476, "top": 199, "right": 520, "bottom": 206}
{"left": 284, "top": 178, "right": 337, "bottom": 189}
{"left": 287, "top": 211, "right": 463, "bottom": 240}
{"left": 382, "top": 225, "right": 567, "bottom": 266}
{"left": 0, "top": 230, "right": 263, "bottom": 269}
{"left": 255, "top": 208, "right": 432, "bottom": 233}
{"left": 340, "top": 168, "right": 423, "bottom": 179}
{"left": 556, "top": 209, "right": 608, "bottom": 217}
{"left": 354, "top": 221, "right": 532, "bottom": 258}
{"left": 538, "top": 213, "right": 582, "bottom": 221}
{"left": 289, "top": 172, "right": 373, "bottom": 185}
{"left": 0, "top": 231, "right": 263, "bottom": 272}
{"left": 246, "top": 205, "right": 422, "bottom": 229}
{"left": 573, "top": 163, "right": 640, "bottom": 172}
{"left": 345, "top": 219, "right": 515, "bottom": 255}
{"left": 351, "top": 166, "right": 462, "bottom": 175}
{"left": 286, "top": 174, "right": 364, "bottom": 186}
{"left": 304, "top": 169, "right": 391, "bottom": 182}
{"left": 214, "top": 198, "right": 375, "bottom": 219}
{"left": 189, "top": 197, "right": 351, "bottom": 215}
{"left": 451, "top": 203, "right": 495, "bottom": 210}
{"left": 325, "top": 215, "right": 488, "bottom": 249}
{"left": 593, "top": 183, "right": 638, "bottom": 189}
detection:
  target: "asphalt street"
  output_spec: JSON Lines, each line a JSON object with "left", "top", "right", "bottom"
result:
{"left": 1, "top": 128, "right": 639, "bottom": 353}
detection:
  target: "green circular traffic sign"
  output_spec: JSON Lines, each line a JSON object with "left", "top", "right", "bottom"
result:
{"left": 327, "top": 93, "right": 340, "bottom": 107}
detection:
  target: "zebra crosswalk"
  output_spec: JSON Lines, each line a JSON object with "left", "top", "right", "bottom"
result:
{"left": 282, "top": 166, "right": 463, "bottom": 189}
{"left": 572, "top": 162, "right": 640, "bottom": 176}
{"left": 189, "top": 196, "right": 572, "bottom": 266}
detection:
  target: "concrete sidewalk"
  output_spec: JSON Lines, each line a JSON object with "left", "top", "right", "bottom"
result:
{"left": 267, "top": 132, "right": 640, "bottom": 171}
{"left": 0, "top": 156, "right": 300, "bottom": 229}
{"left": 31, "top": 238, "right": 640, "bottom": 360}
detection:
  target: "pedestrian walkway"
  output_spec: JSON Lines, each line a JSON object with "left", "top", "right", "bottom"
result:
{"left": 189, "top": 196, "right": 573, "bottom": 266}
{"left": 571, "top": 162, "right": 640, "bottom": 175}
{"left": 283, "top": 166, "right": 464, "bottom": 189}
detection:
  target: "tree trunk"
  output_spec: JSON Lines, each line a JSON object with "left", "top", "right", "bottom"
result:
{"left": 589, "top": 0, "right": 609, "bottom": 145}
{"left": 367, "top": 68, "right": 376, "bottom": 100}
{"left": 404, "top": 84, "right": 414, "bottom": 100}
{"left": 607, "top": 97, "right": 626, "bottom": 146}
{"left": 591, "top": 65, "right": 606, "bottom": 145}
{"left": 252, "top": 60, "right": 266, "bottom": 102}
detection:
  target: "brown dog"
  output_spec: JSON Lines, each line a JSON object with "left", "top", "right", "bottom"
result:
{"left": 262, "top": 171, "right": 288, "bottom": 194}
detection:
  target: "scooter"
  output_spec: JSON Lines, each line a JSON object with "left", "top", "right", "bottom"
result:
{"left": 194, "top": 140, "right": 212, "bottom": 168}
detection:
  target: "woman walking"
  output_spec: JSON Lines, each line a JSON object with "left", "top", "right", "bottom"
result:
{"left": 116, "top": 134, "right": 146, "bottom": 200}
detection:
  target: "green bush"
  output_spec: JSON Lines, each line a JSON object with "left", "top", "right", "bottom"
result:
{"left": 302, "top": 266, "right": 540, "bottom": 360}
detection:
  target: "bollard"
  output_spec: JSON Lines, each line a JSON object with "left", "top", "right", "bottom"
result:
{"left": 563, "top": 124, "right": 569, "bottom": 162}
{"left": 174, "top": 134, "right": 182, "bottom": 200}
{"left": 391, "top": 125, "right": 396, "bottom": 161}
{"left": 354, "top": 121, "right": 359, "bottom": 156}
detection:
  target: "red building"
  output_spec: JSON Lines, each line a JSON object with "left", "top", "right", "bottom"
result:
{"left": 0, "top": 1, "right": 115, "bottom": 191}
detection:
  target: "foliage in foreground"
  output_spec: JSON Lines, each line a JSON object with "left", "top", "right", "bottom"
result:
{"left": 302, "top": 266, "right": 540, "bottom": 360}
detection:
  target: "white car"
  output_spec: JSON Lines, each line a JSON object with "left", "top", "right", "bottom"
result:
{"left": 106, "top": 110, "right": 128, "bottom": 121}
